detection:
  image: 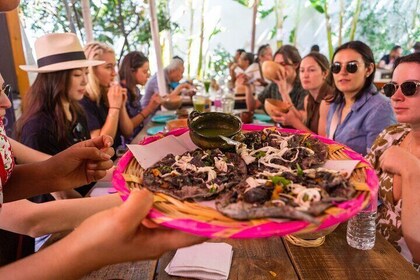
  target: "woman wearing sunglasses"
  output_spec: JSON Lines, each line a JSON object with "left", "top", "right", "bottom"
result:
{"left": 326, "top": 41, "right": 396, "bottom": 155}
{"left": 366, "top": 52, "right": 420, "bottom": 271}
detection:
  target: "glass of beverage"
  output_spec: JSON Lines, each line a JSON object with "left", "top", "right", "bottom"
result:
{"left": 203, "top": 80, "right": 211, "bottom": 93}
{"left": 221, "top": 96, "right": 235, "bottom": 114}
{"left": 192, "top": 95, "right": 206, "bottom": 112}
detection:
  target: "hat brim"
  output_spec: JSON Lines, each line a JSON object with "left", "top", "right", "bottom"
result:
{"left": 20, "top": 59, "right": 105, "bottom": 73}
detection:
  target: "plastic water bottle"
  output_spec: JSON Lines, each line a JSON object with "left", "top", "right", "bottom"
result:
{"left": 346, "top": 199, "right": 377, "bottom": 250}
{"left": 213, "top": 90, "right": 223, "bottom": 112}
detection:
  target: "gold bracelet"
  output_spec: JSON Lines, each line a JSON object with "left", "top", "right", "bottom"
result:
{"left": 109, "top": 106, "right": 120, "bottom": 110}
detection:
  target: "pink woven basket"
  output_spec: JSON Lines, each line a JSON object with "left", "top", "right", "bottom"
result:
{"left": 113, "top": 124, "right": 378, "bottom": 238}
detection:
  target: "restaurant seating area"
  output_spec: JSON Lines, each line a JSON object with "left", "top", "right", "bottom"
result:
{"left": 0, "top": 0, "right": 419, "bottom": 278}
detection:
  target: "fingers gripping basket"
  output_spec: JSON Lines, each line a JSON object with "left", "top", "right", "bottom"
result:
{"left": 113, "top": 125, "right": 378, "bottom": 239}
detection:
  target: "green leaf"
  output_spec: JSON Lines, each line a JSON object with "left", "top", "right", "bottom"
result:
{"left": 270, "top": 176, "right": 291, "bottom": 186}
{"left": 296, "top": 163, "right": 303, "bottom": 176}
{"left": 258, "top": 7, "right": 274, "bottom": 19}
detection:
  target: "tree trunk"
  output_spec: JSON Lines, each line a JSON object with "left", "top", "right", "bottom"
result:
{"left": 116, "top": 0, "right": 130, "bottom": 62}
{"left": 196, "top": 0, "right": 205, "bottom": 80}
{"left": 250, "top": 0, "right": 259, "bottom": 53}
{"left": 81, "top": 0, "right": 93, "bottom": 43}
{"left": 165, "top": 0, "right": 174, "bottom": 59}
{"left": 186, "top": 0, "right": 194, "bottom": 79}
{"left": 323, "top": 2, "right": 333, "bottom": 60}
{"left": 349, "top": 0, "right": 362, "bottom": 41}
{"left": 338, "top": 0, "right": 344, "bottom": 46}
{"left": 62, "top": 0, "right": 76, "bottom": 33}
{"left": 275, "top": 0, "right": 284, "bottom": 49}
{"left": 293, "top": 0, "right": 302, "bottom": 46}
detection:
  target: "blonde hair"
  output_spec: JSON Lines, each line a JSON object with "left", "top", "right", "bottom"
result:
{"left": 84, "top": 42, "right": 115, "bottom": 105}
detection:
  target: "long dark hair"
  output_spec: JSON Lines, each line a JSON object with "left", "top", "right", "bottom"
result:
{"left": 273, "top": 45, "right": 302, "bottom": 81}
{"left": 119, "top": 51, "right": 149, "bottom": 105}
{"left": 15, "top": 70, "right": 85, "bottom": 144}
{"left": 330, "top": 41, "right": 376, "bottom": 102}
{"left": 303, "top": 52, "right": 333, "bottom": 86}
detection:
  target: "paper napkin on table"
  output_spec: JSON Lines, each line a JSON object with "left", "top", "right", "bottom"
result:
{"left": 165, "top": 242, "right": 233, "bottom": 280}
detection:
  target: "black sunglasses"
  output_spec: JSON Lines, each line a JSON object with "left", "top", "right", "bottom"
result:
{"left": 383, "top": 81, "right": 420, "bottom": 97}
{"left": 331, "top": 61, "right": 359, "bottom": 74}
{"left": 1, "top": 84, "right": 11, "bottom": 98}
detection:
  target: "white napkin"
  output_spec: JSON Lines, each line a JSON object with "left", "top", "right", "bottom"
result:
{"left": 127, "top": 133, "right": 197, "bottom": 169}
{"left": 165, "top": 242, "right": 233, "bottom": 280}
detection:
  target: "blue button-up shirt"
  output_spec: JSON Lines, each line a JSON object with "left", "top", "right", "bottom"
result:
{"left": 326, "top": 85, "right": 396, "bottom": 155}
{"left": 141, "top": 70, "right": 171, "bottom": 109}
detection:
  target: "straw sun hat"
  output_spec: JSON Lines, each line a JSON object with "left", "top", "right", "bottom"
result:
{"left": 20, "top": 33, "right": 104, "bottom": 73}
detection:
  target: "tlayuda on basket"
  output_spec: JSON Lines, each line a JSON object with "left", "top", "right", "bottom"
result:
{"left": 113, "top": 111, "right": 378, "bottom": 240}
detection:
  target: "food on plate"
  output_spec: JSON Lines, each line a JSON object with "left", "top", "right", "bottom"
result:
{"left": 126, "top": 128, "right": 360, "bottom": 225}
{"left": 142, "top": 148, "right": 247, "bottom": 200}
{"left": 166, "top": 118, "right": 188, "bottom": 131}
{"left": 215, "top": 168, "right": 355, "bottom": 223}
{"left": 239, "top": 128, "right": 328, "bottom": 172}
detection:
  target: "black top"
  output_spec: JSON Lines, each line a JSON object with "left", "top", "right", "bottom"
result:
{"left": 258, "top": 80, "right": 307, "bottom": 111}
{"left": 20, "top": 111, "right": 93, "bottom": 201}
{"left": 80, "top": 95, "right": 123, "bottom": 154}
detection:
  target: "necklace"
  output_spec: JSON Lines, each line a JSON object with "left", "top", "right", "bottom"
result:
{"left": 409, "top": 133, "right": 416, "bottom": 154}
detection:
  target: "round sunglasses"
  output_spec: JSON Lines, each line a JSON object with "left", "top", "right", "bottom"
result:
{"left": 383, "top": 81, "right": 420, "bottom": 97}
{"left": 331, "top": 61, "right": 359, "bottom": 74}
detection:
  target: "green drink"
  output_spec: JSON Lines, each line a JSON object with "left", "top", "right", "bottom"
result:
{"left": 194, "top": 102, "right": 205, "bottom": 112}
{"left": 203, "top": 80, "right": 211, "bottom": 93}
{"left": 193, "top": 95, "right": 206, "bottom": 112}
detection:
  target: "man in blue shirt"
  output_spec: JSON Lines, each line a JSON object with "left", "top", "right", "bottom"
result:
{"left": 141, "top": 56, "right": 192, "bottom": 109}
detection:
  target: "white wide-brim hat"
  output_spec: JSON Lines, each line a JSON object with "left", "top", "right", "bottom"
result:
{"left": 20, "top": 33, "right": 104, "bottom": 73}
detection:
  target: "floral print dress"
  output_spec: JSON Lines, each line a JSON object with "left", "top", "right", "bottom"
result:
{"left": 366, "top": 123, "right": 419, "bottom": 272}
{"left": 0, "top": 120, "right": 15, "bottom": 211}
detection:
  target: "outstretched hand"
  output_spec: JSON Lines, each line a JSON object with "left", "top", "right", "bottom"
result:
{"left": 69, "top": 189, "right": 207, "bottom": 267}
{"left": 47, "top": 135, "right": 115, "bottom": 188}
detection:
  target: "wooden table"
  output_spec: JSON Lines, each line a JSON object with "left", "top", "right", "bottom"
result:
{"left": 82, "top": 223, "right": 418, "bottom": 279}
{"left": 84, "top": 112, "right": 419, "bottom": 279}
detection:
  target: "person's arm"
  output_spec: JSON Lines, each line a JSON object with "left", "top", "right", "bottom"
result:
{"left": 317, "top": 100, "right": 330, "bottom": 137}
{"left": 379, "top": 146, "right": 420, "bottom": 263}
{"left": 169, "top": 83, "right": 192, "bottom": 97}
{"left": 133, "top": 94, "right": 161, "bottom": 127}
{"left": 3, "top": 136, "right": 114, "bottom": 202}
{"left": 0, "top": 189, "right": 206, "bottom": 280}
{"left": 9, "top": 138, "right": 51, "bottom": 163}
{"left": 9, "top": 138, "right": 82, "bottom": 199}
{"left": 0, "top": 194, "right": 122, "bottom": 237}
{"left": 236, "top": 73, "right": 259, "bottom": 112}
{"left": 90, "top": 85, "right": 124, "bottom": 139}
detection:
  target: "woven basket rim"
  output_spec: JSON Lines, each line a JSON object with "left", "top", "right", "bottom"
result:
{"left": 113, "top": 125, "right": 378, "bottom": 238}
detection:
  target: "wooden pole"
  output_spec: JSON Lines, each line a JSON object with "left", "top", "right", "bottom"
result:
{"left": 5, "top": 9, "right": 29, "bottom": 108}
{"left": 250, "top": 0, "right": 259, "bottom": 53}
{"left": 149, "top": 0, "right": 167, "bottom": 96}
{"left": 81, "top": 0, "right": 94, "bottom": 43}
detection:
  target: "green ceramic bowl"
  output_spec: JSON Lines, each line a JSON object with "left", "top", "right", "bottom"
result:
{"left": 188, "top": 111, "right": 242, "bottom": 150}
